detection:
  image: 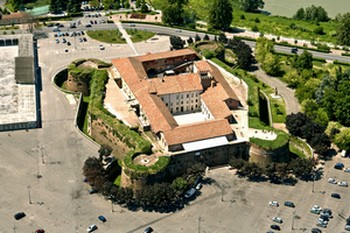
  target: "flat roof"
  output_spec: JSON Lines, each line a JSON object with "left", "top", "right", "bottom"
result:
{"left": 182, "top": 136, "right": 229, "bottom": 152}
{"left": 0, "top": 35, "right": 37, "bottom": 126}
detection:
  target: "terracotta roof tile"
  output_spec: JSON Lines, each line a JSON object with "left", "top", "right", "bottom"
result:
{"left": 137, "top": 48, "right": 196, "bottom": 62}
{"left": 201, "top": 84, "right": 232, "bottom": 119}
{"left": 149, "top": 73, "right": 203, "bottom": 95}
{"left": 163, "top": 119, "right": 233, "bottom": 146}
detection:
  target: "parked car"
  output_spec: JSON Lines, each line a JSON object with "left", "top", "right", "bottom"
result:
{"left": 195, "top": 183, "right": 202, "bottom": 190}
{"left": 311, "top": 205, "right": 322, "bottom": 214}
{"left": 271, "top": 224, "right": 281, "bottom": 231}
{"left": 185, "top": 188, "right": 196, "bottom": 198}
{"left": 35, "top": 229, "right": 45, "bottom": 233}
{"left": 98, "top": 215, "right": 106, "bottom": 222}
{"left": 67, "top": 42, "right": 71, "bottom": 46}
{"left": 129, "top": 23, "right": 136, "bottom": 27}
{"left": 345, "top": 224, "right": 350, "bottom": 231}
{"left": 344, "top": 167, "right": 350, "bottom": 173}
{"left": 338, "top": 181, "right": 348, "bottom": 187}
{"left": 272, "top": 217, "right": 283, "bottom": 224}
{"left": 85, "top": 24, "right": 92, "bottom": 28}
{"left": 311, "top": 227, "right": 322, "bottom": 233}
{"left": 331, "top": 193, "right": 341, "bottom": 199}
{"left": 99, "top": 45, "right": 105, "bottom": 50}
{"left": 144, "top": 226, "right": 154, "bottom": 233}
{"left": 269, "top": 201, "right": 279, "bottom": 207}
{"left": 334, "top": 162, "right": 344, "bottom": 170}
{"left": 89, "top": 189, "right": 98, "bottom": 194}
{"left": 87, "top": 224, "right": 97, "bottom": 232}
{"left": 14, "top": 212, "right": 26, "bottom": 220}
{"left": 284, "top": 201, "right": 295, "bottom": 208}
{"left": 316, "top": 221, "right": 327, "bottom": 228}
{"left": 328, "top": 178, "right": 337, "bottom": 184}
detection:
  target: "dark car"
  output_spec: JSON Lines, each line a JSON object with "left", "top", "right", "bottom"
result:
{"left": 35, "top": 229, "right": 45, "bottom": 233}
{"left": 311, "top": 227, "right": 322, "bottom": 233}
{"left": 98, "top": 215, "right": 106, "bottom": 222}
{"left": 284, "top": 201, "right": 295, "bottom": 208}
{"left": 14, "top": 212, "right": 26, "bottom": 220}
{"left": 331, "top": 193, "right": 341, "bottom": 199}
{"left": 271, "top": 224, "right": 281, "bottom": 231}
{"left": 85, "top": 24, "right": 92, "bottom": 28}
{"left": 144, "top": 226, "right": 154, "bottom": 233}
{"left": 291, "top": 47, "right": 298, "bottom": 54}
{"left": 89, "top": 189, "right": 98, "bottom": 194}
{"left": 334, "top": 163, "right": 344, "bottom": 170}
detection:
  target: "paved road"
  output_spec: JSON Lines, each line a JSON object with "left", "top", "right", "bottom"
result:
{"left": 250, "top": 65, "right": 300, "bottom": 114}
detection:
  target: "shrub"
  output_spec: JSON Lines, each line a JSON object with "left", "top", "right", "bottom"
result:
{"left": 252, "top": 25, "right": 259, "bottom": 32}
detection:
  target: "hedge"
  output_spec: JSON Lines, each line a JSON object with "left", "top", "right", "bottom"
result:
{"left": 333, "top": 60, "right": 350, "bottom": 66}
{"left": 88, "top": 69, "right": 152, "bottom": 154}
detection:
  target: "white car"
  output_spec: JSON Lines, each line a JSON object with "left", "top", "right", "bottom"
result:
{"left": 328, "top": 178, "right": 337, "bottom": 184}
{"left": 338, "top": 181, "right": 348, "bottom": 187}
{"left": 99, "top": 45, "right": 105, "bottom": 50}
{"left": 269, "top": 201, "right": 279, "bottom": 207}
{"left": 345, "top": 167, "right": 350, "bottom": 173}
{"left": 272, "top": 217, "right": 283, "bottom": 223}
{"left": 87, "top": 224, "right": 97, "bottom": 232}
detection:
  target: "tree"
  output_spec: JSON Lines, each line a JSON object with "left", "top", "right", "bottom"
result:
{"left": 162, "top": 0, "right": 188, "bottom": 26}
{"left": 103, "top": 0, "right": 114, "bottom": 9}
{"left": 140, "top": 0, "right": 149, "bottom": 13}
{"left": 208, "top": 0, "right": 233, "bottom": 30}
{"left": 288, "top": 158, "right": 315, "bottom": 180}
{"left": 218, "top": 33, "right": 228, "bottom": 44}
{"left": 261, "top": 52, "right": 280, "bottom": 76}
{"left": 334, "top": 128, "right": 350, "bottom": 152}
{"left": 292, "top": 50, "right": 313, "bottom": 71}
{"left": 187, "top": 37, "right": 194, "bottom": 44}
{"left": 228, "top": 38, "right": 254, "bottom": 69}
{"left": 66, "top": 0, "right": 81, "bottom": 13}
{"left": 337, "top": 13, "right": 350, "bottom": 46}
{"left": 239, "top": 0, "right": 264, "bottom": 12}
{"left": 203, "top": 34, "right": 210, "bottom": 40}
{"left": 170, "top": 35, "right": 184, "bottom": 50}
{"left": 50, "top": 0, "right": 65, "bottom": 13}
{"left": 286, "top": 112, "right": 310, "bottom": 137}
{"left": 293, "top": 8, "right": 305, "bottom": 20}
{"left": 195, "top": 34, "right": 201, "bottom": 42}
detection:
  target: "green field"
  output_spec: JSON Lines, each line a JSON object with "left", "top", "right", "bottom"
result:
{"left": 264, "top": 0, "right": 350, "bottom": 18}
{"left": 125, "top": 29, "right": 155, "bottom": 42}
{"left": 86, "top": 30, "right": 126, "bottom": 44}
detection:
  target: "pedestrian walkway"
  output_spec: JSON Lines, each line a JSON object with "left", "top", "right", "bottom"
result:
{"left": 115, "top": 21, "right": 139, "bottom": 55}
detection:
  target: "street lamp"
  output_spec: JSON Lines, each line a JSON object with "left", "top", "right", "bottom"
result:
{"left": 197, "top": 216, "right": 201, "bottom": 233}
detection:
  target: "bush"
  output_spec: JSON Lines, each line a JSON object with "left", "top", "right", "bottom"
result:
{"left": 251, "top": 25, "right": 259, "bottom": 32}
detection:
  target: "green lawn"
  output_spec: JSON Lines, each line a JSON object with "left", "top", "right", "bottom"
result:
{"left": 126, "top": 29, "right": 155, "bottom": 42}
{"left": 86, "top": 30, "right": 127, "bottom": 44}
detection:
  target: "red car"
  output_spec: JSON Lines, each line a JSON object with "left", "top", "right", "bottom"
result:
{"left": 35, "top": 229, "right": 45, "bottom": 233}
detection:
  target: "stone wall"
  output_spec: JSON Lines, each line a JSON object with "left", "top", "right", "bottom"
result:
{"left": 66, "top": 73, "right": 89, "bottom": 96}
{"left": 249, "top": 142, "right": 290, "bottom": 165}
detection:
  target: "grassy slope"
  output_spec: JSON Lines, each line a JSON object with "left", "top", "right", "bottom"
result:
{"left": 151, "top": 0, "right": 339, "bottom": 44}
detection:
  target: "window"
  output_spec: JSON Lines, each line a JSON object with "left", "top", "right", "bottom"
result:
{"left": 191, "top": 93, "right": 194, "bottom": 97}
{"left": 176, "top": 107, "right": 179, "bottom": 111}
{"left": 196, "top": 99, "right": 198, "bottom": 102}
{"left": 181, "top": 101, "right": 183, "bottom": 104}
{"left": 166, "top": 103, "right": 168, "bottom": 106}
{"left": 187, "top": 94, "right": 189, "bottom": 98}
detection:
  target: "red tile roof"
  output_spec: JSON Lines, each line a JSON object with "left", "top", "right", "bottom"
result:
{"left": 137, "top": 48, "right": 196, "bottom": 62}
{"left": 112, "top": 49, "right": 240, "bottom": 150}
{"left": 163, "top": 119, "right": 233, "bottom": 146}
{"left": 149, "top": 73, "right": 203, "bottom": 95}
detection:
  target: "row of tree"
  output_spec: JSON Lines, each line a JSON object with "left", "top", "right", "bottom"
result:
{"left": 229, "top": 157, "right": 316, "bottom": 182}
{"left": 293, "top": 5, "right": 329, "bottom": 22}
{"left": 83, "top": 156, "right": 205, "bottom": 212}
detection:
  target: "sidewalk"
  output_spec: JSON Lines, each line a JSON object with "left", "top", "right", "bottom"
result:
{"left": 115, "top": 21, "right": 139, "bottom": 55}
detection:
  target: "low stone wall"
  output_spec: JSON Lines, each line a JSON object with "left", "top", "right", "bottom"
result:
{"left": 249, "top": 142, "right": 290, "bottom": 165}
